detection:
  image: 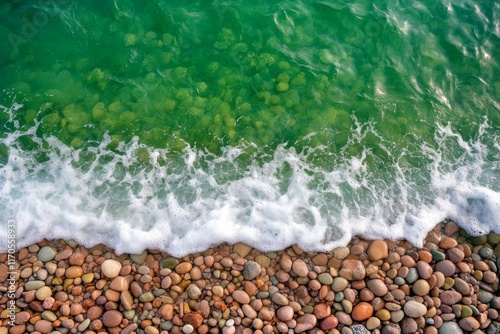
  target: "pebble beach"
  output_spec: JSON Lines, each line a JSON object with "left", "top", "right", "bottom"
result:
{"left": 1, "top": 220, "right": 499, "bottom": 334}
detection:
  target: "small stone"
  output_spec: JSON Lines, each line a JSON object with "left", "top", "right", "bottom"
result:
{"left": 401, "top": 318, "right": 418, "bottom": 334}
{"left": 110, "top": 276, "right": 129, "bottom": 291}
{"left": 25, "top": 280, "right": 45, "bottom": 290}
{"left": 403, "top": 300, "right": 427, "bottom": 318}
{"left": 121, "top": 291, "right": 133, "bottom": 310}
{"left": 272, "top": 292, "right": 289, "bottom": 306}
{"left": 416, "top": 261, "right": 433, "bottom": 279}
{"left": 233, "top": 243, "right": 252, "bottom": 257}
{"left": 431, "top": 250, "right": 446, "bottom": 261}
{"left": 65, "top": 266, "right": 83, "bottom": 278}
{"left": 367, "top": 240, "right": 389, "bottom": 261}
{"left": 255, "top": 254, "right": 271, "bottom": 268}
{"left": 158, "top": 304, "right": 174, "bottom": 320}
{"left": 102, "top": 310, "right": 123, "bottom": 327}
{"left": 321, "top": 316, "right": 339, "bottom": 330}
{"left": 175, "top": 261, "right": 192, "bottom": 274}
{"left": 366, "top": 317, "right": 381, "bottom": 330}
{"left": 145, "top": 326, "right": 160, "bottom": 334}
{"left": 183, "top": 324, "right": 194, "bottom": 334}
{"left": 367, "top": 279, "right": 388, "bottom": 297}
{"left": 479, "top": 247, "right": 495, "bottom": 260}
{"left": 161, "top": 257, "right": 179, "bottom": 269}
{"left": 38, "top": 246, "right": 56, "bottom": 262}
{"left": 412, "top": 279, "right": 430, "bottom": 296}
{"left": 376, "top": 309, "right": 392, "bottom": 321}
{"left": 453, "top": 278, "right": 470, "bottom": 295}
{"left": 318, "top": 273, "right": 333, "bottom": 285}
{"left": 34, "top": 319, "right": 53, "bottom": 333}
{"left": 292, "top": 259, "right": 309, "bottom": 277}
{"left": 277, "top": 306, "right": 294, "bottom": 321}
{"left": 435, "top": 260, "right": 456, "bottom": 277}
{"left": 212, "top": 285, "right": 224, "bottom": 297}
{"left": 341, "top": 260, "right": 366, "bottom": 280}
{"left": 438, "top": 322, "right": 463, "bottom": 334}
{"left": 351, "top": 324, "right": 370, "bottom": 334}
{"left": 35, "top": 286, "right": 52, "bottom": 301}
{"left": 140, "top": 291, "right": 155, "bottom": 303}
{"left": 440, "top": 291, "right": 462, "bottom": 305}
{"left": 332, "top": 277, "right": 349, "bottom": 292}
{"left": 447, "top": 248, "right": 465, "bottom": 263}
{"left": 458, "top": 317, "right": 480, "bottom": 332}
{"left": 333, "top": 247, "right": 350, "bottom": 259}
{"left": 101, "top": 259, "right": 122, "bottom": 278}
{"left": 405, "top": 268, "right": 419, "bottom": 284}
{"left": 232, "top": 290, "right": 251, "bottom": 304}
{"left": 187, "top": 284, "right": 202, "bottom": 299}
{"left": 382, "top": 323, "right": 401, "bottom": 334}
{"left": 295, "top": 314, "right": 317, "bottom": 333}
{"left": 243, "top": 261, "right": 261, "bottom": 280}
{"left": 352, "top": 302, "right": 373, "bottom": 321}
{"left": 477, "top": 289, "right": 493, "bottom": 303}
{"left": 183, "top": 312, "right": 203, "bottom": 329}
{"left": 313, "top": 304, "right": 331, "bottom": 319}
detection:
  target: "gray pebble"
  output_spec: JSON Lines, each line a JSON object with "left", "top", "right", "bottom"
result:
{"left": 243, "top": 261, "right": 262, "bottom": 280}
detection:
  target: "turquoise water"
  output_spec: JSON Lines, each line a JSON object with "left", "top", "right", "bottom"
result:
{"left": 0, "top": 0, "right": 499, "bottom": 254}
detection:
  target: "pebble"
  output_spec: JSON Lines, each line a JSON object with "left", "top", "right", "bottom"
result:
{"left": 412, "top": 279, "right": 430, "bottom": 296}
{"left": 38, "top": 246, "right": 56, "bottom": 262}
{"left": 34, "top": 319, "right": 53, "bottom": 333}
{"left": 176, "top": 261, "right": 193, "bottom": 274}
{"left": 416, "top": 261, "right": 433, "bottom": 279}
{"left": 367, "top": 279, "right": 388, "bottom": 297}
{"left": 341, "top": 260, "right": 366, "bottom": 280}
{"left": 318, "top": 272, "right": 333, "bottom": 285}
{"left": 401, "top": 318, "right": 418, "bottom": 334}
{"left": 277, "top": 306, "right": 294, "bottom": 321}
{"left": 232, "top": 290, "right": 251, "bottom": 304}
{"left": 438, "top": 321, "right": 464, "bottom": 334}
{"left": 435, "top": 260, "right": 456, "bottom": 277}
{"left": 440, "top": 291, "right": 462, "bottom": 305}
{"left": 333, "top": 247, "right": 350, "bottom": 259}
{"left": 271, "top": 292, "right": 288, "bottom": 306}
{"left": 352, "top": 302, "right": 373, "bottom": 321}
{"left": 110, "top": 276, "right": 129, "bottom": 291}
{"left": 102, "top": 310, "right": 123, "bottom": 327}
{"left": 404, "top": 300, "right": 427, "bottom": 318}
{"left": 35, "top": 286, "right": 52, "bottom": 300}
{"left": 321, "top": 316, "right": 339, "bottom": 330}
{"left": 100, "top": 259, "right": 122, "bottom": 278}
{"left": 292, "top": 259, "right": 309, "bottom": 277}
{"left": 367, "top": 240, "right": 389, "bottom": 261}
{"left": 294, "top": 314, "right": 317, "bottom": 333}
{"left": 25, "top": 280, "right": 45, "bottom": 290}
{"left": 453, "top": 278, "right": 470, "bottom": 295}
{"left": 243, "top": 261, "right": 261, "bottom": 280}
{"left": 332, "top": 277, "right": 349, "bottom": 292}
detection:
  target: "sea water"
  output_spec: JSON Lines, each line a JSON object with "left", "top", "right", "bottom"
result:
{"left": 0, "top": 0, "right": 498, "bottom": 255}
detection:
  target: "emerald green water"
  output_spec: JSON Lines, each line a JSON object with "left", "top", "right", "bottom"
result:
{"left": 0, "top": 0, "right": 499, "bottom": 254}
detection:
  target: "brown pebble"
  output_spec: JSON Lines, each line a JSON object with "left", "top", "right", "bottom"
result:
{"left": 340, "top": 259, "right": 366, "bottom": 280}
{"left": 175, "top": 262, "right": 193, "bottom": 274}
{"left": 232, "top": 290, "right": 251, "bottom": 304}
{"left": 102, "top": 310, "right": 123, "bottom": 327}
{"left": 352, "top": 302, "right": 373, "bottom": 321}
{"left": 367, "top": 240, "right": 389, "bottom": 261}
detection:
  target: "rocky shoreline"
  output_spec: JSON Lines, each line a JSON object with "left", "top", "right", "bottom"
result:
{"left": 1, "top": 221, "right": 499, "bottom": 334}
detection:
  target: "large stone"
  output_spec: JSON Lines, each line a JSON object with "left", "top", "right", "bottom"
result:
{"left": 38, "top": 247, "right": 56, "bottom": 262}
{"left": 403, "top": 300, "right": 427, "bottom": 318}
{"left": 435, "top": 260, "right": 456, "bottom": 277}
{"left": 352, "top": 302, "right": 373, "bottom": 321}
{"left": 277, "top": 306, "right": 294, "bottom": 321}
{"left": 183, "top": 312, "right": 203, "bottom": 329}
{"left": 102, "top": 310, "right": 123, "bottom": 327}
{"left": 458, "top": 317, "right": 480, "bottom": 332}
{"left": 101, "top": 259, "right": 122, "bottom": 278}
{"left": 294, "top": 314, "right": 317, "bottom": 333}
{"left": 292, "top": 259, "right": 309, "bottom": 277}
{"left": 110, "top": 276, "right": 129, "bottom": 291}
{"left": 438, "top": 321, "right": 464, "bottom": 334}
{"left": 340, "top": 260, "right": 366, "bottom": 280}
{"left": 367, "top": 240, "right": 389, "bottom": 261}
{"left": 232, "top": 290, "right": 250, "bottom": 304}
{"left": 440, "top": 291, "right": 462, "bottom": 305}
{"left": 367, "top": 279, "right": 388, "bottom": 297}
{"left": 243, "top": 261, "right": 261, "bottom": 280}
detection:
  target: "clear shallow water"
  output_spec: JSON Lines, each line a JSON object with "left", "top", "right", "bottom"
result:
{"left": 0, "top": 0, "right": 499, "bottom": 255}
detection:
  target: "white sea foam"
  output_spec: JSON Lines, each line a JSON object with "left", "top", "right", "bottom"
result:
{"left": 0, "top": 103, "right": 499, "bottom": 256}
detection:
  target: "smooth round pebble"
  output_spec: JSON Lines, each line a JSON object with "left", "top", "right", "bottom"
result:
{"left": 101, "top": 259, "right": 122, "bottom": 278}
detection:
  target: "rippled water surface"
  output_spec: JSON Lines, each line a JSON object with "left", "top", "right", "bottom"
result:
{"left": 0, "top": 0, "right": 499, "bottom": 254}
